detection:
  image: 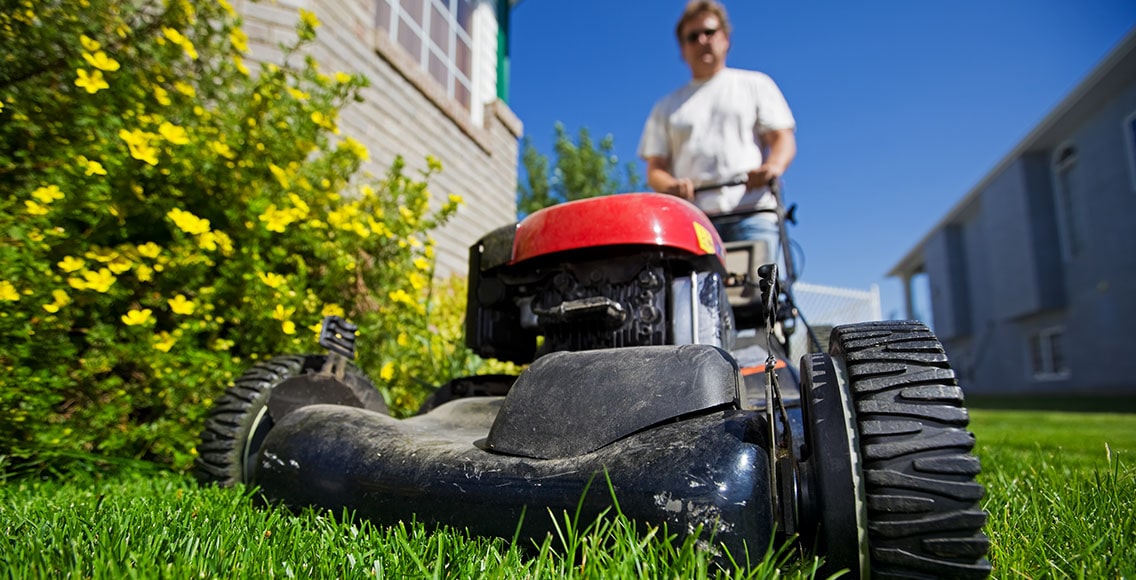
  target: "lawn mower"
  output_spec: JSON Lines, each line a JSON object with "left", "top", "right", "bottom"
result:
{"left": 195, "top": 187, "right": 991, "bottom": 578}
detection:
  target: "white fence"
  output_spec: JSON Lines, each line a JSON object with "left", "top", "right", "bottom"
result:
{"left": 787, "top": 281, "right": 882, "bottom": 357}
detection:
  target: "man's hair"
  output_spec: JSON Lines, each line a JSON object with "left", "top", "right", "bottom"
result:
{"left": 675, "top": 0, "right": 732, "bottom": 44}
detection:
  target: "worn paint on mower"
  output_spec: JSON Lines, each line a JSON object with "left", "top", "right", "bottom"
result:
{"left": 195, "top": 192, "right": 991, "bottom": 578}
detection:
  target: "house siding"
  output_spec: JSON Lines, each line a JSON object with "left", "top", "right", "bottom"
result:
{"left": 235, "top": 0, "right": 521, "bottom": 277}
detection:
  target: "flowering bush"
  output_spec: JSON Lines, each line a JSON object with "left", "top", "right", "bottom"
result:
{"left": 0, "top": 1, "right": 502, "bottom": 471}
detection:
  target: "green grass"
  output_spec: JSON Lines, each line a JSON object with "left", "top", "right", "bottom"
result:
{"left": 0, "top": 469, "right": 823, "bottom": 579}
{"left": 971, "top": 408, "right": 1136, "bottom": 578}
{"left": 2, "top": 405, "right": 1133, "bottom": 578}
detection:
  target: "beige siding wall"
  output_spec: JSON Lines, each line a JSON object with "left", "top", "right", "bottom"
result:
{"left": 234, "top": 0, "right": 521, "bottom": 277}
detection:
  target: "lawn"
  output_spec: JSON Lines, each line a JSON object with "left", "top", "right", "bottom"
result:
{"left": 2, "top": 404, "right": 1133, "bottom": 578}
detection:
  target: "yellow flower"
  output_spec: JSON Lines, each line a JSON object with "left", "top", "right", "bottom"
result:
{"left": 173, "top": 81, "right": 195, "bottom": 97}
{"left": 272, "top": 304, "right": 292, "bottom": 321}
{"left": 158, "top": 122, "right": 189, "bottom": 145}
{"left": 397, "top": 332, "right": 409, "bottom": 347}
{"left": 118, "top": 128, "right": 159, "bottom": 165}
{"left": 321, "top": 304, "right": 345, "bottom": 318}
{"left": 153, "top": 331, "right": 177, "bottom": 352}
{"left": 310, "top": 110, "right": 337, "bottom": 133}
{"left": 80, "top": 34, "right": 101, "bottom": 51}
{"left": 42, "top": 289, "right": 71, "bottom": 313}
{"left": 210, "top": 141, "right": 235, "bottom": 159}
{"left": 136, "top": 264, "right": 153, "bottom": 282}
{"left": 167, "top": 208, "right": 211, "bottom": 235}
{"left": 335, "top": 71, "right": 352, "bottom": 84}
{"left": 153, "top": 85, "right": 171, "bottom": 106}
{"left": 233, "top": 55, "right": 249, "bottom": 76}
{"left": 70, "top": 268, "right": 116, "bottom": 293}
{"left": 78, "top": 156, "right": 107, "bottom": 176}
{"left": 85, "top": 247, "right": 118, "bottom": 263}
{"left": 299, "top": 9, "right": 321, "bottom": 29}
{"left": 82, "top": 51, "right": 120, "bottom": 72}
{"left": 258, "top": 272, "right": 285, "bottom": 289}
{"left": 121, "top": 308, "right": 153, "bottom": 326}
{"left": 268, "top": 164, "right": 290, "bottom": 188}
{"left": 281, "top": 320, "right": 296, "bottom": 335}
{"left": 107, "top": 258, "right": 133, "bottom": 274}
{"left": 339, "top": 137, "right": 369, "bottom": 162}
{"left": 137, "top": 242, "right": 161, "bottom": 259}
{"left": 448, "top": 193, "right": 464, "bottom": 205}
{"left": 162, "top": 27, "right": 198, "bottom": 59}
{"left": 168, "top": 294, "right": 196, "bottom": 315}
{"left": 258, "top": 205, "right": 296, "bottom": 233}
{"left": 57, "top": 256, "right": 85, "bottom": 272}
{"left": 25, "top": 200, "right": 49, "bottom": 215}
{"left": 229, "top": 28, "right": 248, "bottom": 52}
{"left": 379, "top": 362, "right": 395, "bottom": 382}
{"left": 409, "top": 272, "right": 427, "bottom": 291}
{"left": 413, "top": 257, "right": 431, "bottom": 272}
{"left": 75, "top": 69, "right": 108, "bottom": 93}
{"left": 32, "top": 184, "right": 64, "bottom": 203}
{"left": 0, "top": 281, "right": 19, "bottom": 302}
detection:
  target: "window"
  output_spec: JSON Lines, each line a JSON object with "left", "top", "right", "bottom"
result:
{"left": 1027, "top": 327, "right": 1069, "bottom": 380}
{"left": 376, "top": 0, "right": 476, "bottom": 111}
{"left": 1125, "top": 111, "right": 1136, "bottom": 191}
{"left": 1052, "top": 144, "right": 1081, "bottom": 259}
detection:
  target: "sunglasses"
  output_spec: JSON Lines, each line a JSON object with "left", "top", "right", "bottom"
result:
{"left": 684, "top": 27, "right": 719, "bottom": 44}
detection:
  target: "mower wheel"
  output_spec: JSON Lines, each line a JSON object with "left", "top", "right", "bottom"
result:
{"left": 194, "top": 354, "right": 386, "bottom": 486}
{"left": 825, "top": 321, "right": 991, "bottom": 579}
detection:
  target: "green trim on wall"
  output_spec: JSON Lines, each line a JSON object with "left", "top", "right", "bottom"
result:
{"left": 496, "top": 0, "right": 511, "bottom": 103}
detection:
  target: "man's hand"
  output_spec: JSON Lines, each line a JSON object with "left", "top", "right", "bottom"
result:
{"left": 665, "top": 177, "right": 695, "bottom": 200}
{"left": 746, "top": 163, "right": 785, "bottom": 191}
{"left": 646, "top": 157, "right": 695, "bottom": 200}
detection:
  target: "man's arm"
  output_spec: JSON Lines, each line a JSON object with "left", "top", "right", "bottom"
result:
{"left": 747, "top": 129, "right": 797, "bottom": 190}
{"left": 646, "top": 156, "right": 695, "bottom": 200}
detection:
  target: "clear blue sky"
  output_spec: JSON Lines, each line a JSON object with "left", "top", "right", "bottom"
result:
{"left": 507, "top": 0, "right": 1136, "bottom": 321}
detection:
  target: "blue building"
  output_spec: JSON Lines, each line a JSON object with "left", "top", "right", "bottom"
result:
{"left": 889, "top": 28, "right": 1136, "bottom": 395}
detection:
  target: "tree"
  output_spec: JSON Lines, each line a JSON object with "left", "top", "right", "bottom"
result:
{"left": 516, "top": 122, "right": 643, "bottom": 216}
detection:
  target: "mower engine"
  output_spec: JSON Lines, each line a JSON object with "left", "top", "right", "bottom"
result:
{"left": 466, "top": 194, "right": 736, "bottom": 364}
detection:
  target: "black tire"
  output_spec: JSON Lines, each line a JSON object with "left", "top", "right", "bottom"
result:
{"left": 194, "top": 354, "right": 387, "bottom": 487}
{"left": 827, "top": 321, "right": 991, "bottom": 578}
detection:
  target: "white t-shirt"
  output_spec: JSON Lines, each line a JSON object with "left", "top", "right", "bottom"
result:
{"left": 638, "top": 68, "right": 796, "bottom": 214}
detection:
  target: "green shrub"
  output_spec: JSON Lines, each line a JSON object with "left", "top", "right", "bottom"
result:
{"left": 0, "top": 0, "right": 503, "bottom": 472}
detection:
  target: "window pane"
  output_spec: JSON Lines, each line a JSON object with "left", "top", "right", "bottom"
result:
{"left": 1029, "top": 334, "right": 1044, "bottom": 376}
{"left": 456, "top": 35, "right": 472, "bottom": 77}
{"left": 376, "top": 0, "right": 391, "bottom": 31}
{"left": 428, "top": 51, "right": 448, "bottom": 88}
{"left": 454, "top": 79, "right": 471, "bottom": 110}
{"left": 1049, "top": 331, "right": 1068, "bottom": 375}
{"left": 402, "top": 0, "right": 424, "bottom": 26}
{"left": 457, "top": 0, "right": 474, "bottom": 33}
{"left": 398, "top": 15, "right": 422, "bottom": 60}
{"left": 430, "top": 3, "right": 449, "bottom": 55}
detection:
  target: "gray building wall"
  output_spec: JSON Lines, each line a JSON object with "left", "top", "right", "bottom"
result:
{"left": 928, "top": 73, "right": 1136, "bottom": 394}
{"left": 235, "top": 0, "right": 522, "bottom": 277}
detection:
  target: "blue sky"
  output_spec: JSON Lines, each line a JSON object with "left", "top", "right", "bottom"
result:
{"left": 507, "top": 0, "right": 1136, "bottom": 321}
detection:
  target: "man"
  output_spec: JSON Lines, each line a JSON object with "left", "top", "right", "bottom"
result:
{"left": 638, "top": 0, "right": 797, "bottom": 264}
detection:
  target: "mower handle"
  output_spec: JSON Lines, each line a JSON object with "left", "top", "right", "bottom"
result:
{"left": 693, "top": 178, "right": 795, "bottom": 225}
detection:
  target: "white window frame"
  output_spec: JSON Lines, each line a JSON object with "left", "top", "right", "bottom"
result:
{"left": 379, "top": 0, "right": 476, "bottom": 113}
{"left": 1124, "top": 111, "right": 1136, "bottom": 192}
{"left": 1051, "top": 142, "right": 1080, "bottom": 260}
{"left": 1026, "top": 326, "right": 1070, "bottom": 381}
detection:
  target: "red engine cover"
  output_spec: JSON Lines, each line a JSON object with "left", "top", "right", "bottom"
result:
{"left": 511, "top": 193, "right": 726, "bottom": 266}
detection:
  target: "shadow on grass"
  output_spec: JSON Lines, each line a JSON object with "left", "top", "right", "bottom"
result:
{"left": 965, "top": 394, "right": 1136, "bottom": 414}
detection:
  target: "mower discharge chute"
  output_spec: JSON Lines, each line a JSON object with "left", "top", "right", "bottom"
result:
{"left": 195, "top": 193, "right": 991, "bottom": 578}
